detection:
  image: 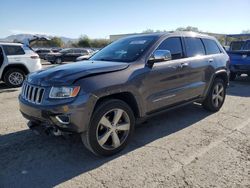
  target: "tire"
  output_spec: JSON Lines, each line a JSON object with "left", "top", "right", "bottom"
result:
{"left": 229, "top": 72, "right": 236, "bottom": 81}
{"left": 81, "top": 99, "right": 135, "bottom": 156}
{"left": 3, "top": 68, "right": 25, "bottom": 87}
{"left": 202, "top": 78, "right": 226, "bottom": 112}
{"left": 55, "top": 57, "right": 62, "bottom": 64}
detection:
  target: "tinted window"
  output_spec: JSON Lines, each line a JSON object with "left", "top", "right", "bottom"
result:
{"left": 60, "top": 49, "right": 73, "bottom": 53}
{"left": 243, "top": 41, "right": 250, "bottom": 50}
{"left": 80, "top": 49, "right": 88, "bottom": 54}
{"left": 3, "top": 45, "right": 25, "bottom": 55}
{"left": 157, "top": 37, "right": 183, "bottom": 60}
{"left": 202, "top": 39, "right": 221, "bottom": 55}
{"left": 184, "top": 37, "right": 205, "bottom": 57}
{"left": 73, "top": 49, "right": 81, "bottom": 53}
{"left": 230, "top": 41, "right": 244, "bottom": 51}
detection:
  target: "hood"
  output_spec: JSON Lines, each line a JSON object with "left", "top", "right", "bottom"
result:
{"left": 27, "top": 60, "right": 129, "bottom": 86}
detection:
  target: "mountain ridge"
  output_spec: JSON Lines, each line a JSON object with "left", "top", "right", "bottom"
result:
{"left": 0, "top": 34, "right": 77, "bottom": 43}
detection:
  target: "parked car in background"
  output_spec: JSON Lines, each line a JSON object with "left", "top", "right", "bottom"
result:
{"left": 51, "top": 48, "right": 62, "bottom": 53}
{"left": 19, "top": 32, "right": 229, "bottom": 156}
{"left": 76, "top": 54, "right": 92, "bottom": 61}
{"left": 76, "top": 49, "right": 99, "bottom": 61}
{"left": 0, "top": 42, "right": 41, "bottom": 87}
{"left": 227, "top": 40, "right": 250, "bottom": 80}
{"left": 45, "top": 48, "right": 91, "bottom": 64}
{"left": 35, "top": 49, "right": 52, "bottom": 60}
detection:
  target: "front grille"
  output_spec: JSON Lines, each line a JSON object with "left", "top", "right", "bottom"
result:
{"left": 21, "top": 82, "right": 45, "bottom": 104}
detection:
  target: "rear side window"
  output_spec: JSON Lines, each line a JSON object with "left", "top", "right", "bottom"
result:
{"left": 3, "top": 45, "right": 25, "bottom": 55}
{"left": 243, "top": 41, "right": 250, "bottom": 50}
{"left": 157, "top": 37, "right": 183, "bottom": 60}
{"left": 184, "top": 37, "right": 205, "bottom": 57}
{"left": 202, "top": 39, "right": 221, "bottom": 55}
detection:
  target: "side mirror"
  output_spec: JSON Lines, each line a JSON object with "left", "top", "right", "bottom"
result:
{"left": 148, "top": 50, "right": 172, "bottom": 65}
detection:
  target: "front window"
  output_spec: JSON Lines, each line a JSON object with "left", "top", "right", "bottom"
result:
{"left": 90, "top": 36, "right": 158, "bottom": 63}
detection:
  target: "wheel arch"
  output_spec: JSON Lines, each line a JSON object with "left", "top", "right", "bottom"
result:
{"left": 93, "top": 92, "right": 141, "bottom": 119}
{"left": 214, "top": 70, "right": 229, "bottom": 86}
{"left": 203, "top": 69, "right": 229, "bottom": 99}
{"left": 1, "top": 64, "right": 29, "bottom": 80}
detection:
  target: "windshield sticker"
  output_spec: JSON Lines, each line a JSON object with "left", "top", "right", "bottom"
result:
{"left": 130, "top": 40, "right": 147, "bottom": 44}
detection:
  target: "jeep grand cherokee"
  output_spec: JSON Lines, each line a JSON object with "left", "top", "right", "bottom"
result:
{"left": 19, "top": 32, "right": 229, "bottom": 156}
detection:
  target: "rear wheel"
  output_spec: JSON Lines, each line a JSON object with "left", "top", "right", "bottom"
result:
{"left": 202, "top": 78, "right": 226, "bottom": 112}
{"left": 81, "top": 99, "right": 135, "bottom": 156}
{"left": 4, "top": 68, "right": 25, "bottom": 87}
{"left": 55, "top": 57, "right": 62, "bottom": 64}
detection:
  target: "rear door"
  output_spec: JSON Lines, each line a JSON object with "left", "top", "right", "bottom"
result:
{"left": 2, "top": 45, "right": 25, "bottom": 64}
{"left": 201, "top": 38, "right": 228, "bottom": 95}
{"left": 182, "top": 37, "right": 210, "bottom": 97}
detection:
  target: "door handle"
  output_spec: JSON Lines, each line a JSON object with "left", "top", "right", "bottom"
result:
{"left": 179, "top": 62, "right": 189, "bottom": 68}
{"left": 208, "top": 59, "right": 214, "bottom": 63}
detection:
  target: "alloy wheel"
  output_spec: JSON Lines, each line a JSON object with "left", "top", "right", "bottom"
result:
{"left": 212, "top": 83, "right": 224, "bottom": 108}
{"left": 96, "top": 108, "right": 130, "bottom": 150}
{"left": 8, "top": 72, "right": 24, "bottom": 86}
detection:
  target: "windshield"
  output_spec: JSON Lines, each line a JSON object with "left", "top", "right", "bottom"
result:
{"left": 90, "top": 36, "right": 158, "bottom": 63}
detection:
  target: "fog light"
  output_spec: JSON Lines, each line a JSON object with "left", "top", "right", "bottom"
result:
{"left": 55, "top": 115, "right": 70, "bottom": 125}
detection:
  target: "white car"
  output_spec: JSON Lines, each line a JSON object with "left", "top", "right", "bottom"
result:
{"left": 0, "top": 42, "right": 42, "bottom": 87}
{"left": 75, "top": 50, "right": 99, "bottom": 61}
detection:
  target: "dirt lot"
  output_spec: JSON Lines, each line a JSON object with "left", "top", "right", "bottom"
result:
{"left": 0, "top": 62, "right": 249, "bottom": 188}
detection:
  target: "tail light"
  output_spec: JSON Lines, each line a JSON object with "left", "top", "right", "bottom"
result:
{"left": 30, "top": 55, "right": 39, "bottom": 59}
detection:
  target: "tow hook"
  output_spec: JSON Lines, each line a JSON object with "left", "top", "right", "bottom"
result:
{"left": 27, "top": 121, "right": 63, "bottom": 137}
{"left": 45, "top": 126, "right": 63, "bottom": 136}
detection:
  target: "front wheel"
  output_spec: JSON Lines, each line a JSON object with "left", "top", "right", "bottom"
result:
{"left": 202, "top": 78, "right": 226, "bottom": 112}
{"left": 3, "top": 68, "right": 25, "bottom": 87}
{"left": 81, "top": 99, "right": 135, "bottom": 156}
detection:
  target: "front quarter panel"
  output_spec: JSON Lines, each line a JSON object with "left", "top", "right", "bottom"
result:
{"left": 74, "top": 63, "right": 148, "bottom": 117}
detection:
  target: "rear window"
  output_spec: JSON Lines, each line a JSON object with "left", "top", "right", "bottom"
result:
{"left": 41, "top": 49, "right": 50, "bottom": 53}
{"left": 3, "top": 45, "right": 25, "bottom": 55}
{"left": 243, "top": 41, "right": 250, "bottom": 50}
{"left": 202, "top": 39, "right": 221, "bottom": 55}
{"left": 230, "top": 41, "right": 245, "bottom": 51}
{"left": 184, "top": 37, "right": 205, "bottom": 57}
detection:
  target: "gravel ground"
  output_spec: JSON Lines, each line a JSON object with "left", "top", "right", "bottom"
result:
{"left": 0, "top": 63, "right": 249, "bottom": 188}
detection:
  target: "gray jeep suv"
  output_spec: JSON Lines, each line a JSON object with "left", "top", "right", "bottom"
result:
{"left": 19, "top": 32, "right": 229, "bottom": 156}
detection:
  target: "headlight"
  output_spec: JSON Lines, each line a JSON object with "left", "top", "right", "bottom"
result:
{"left": 49, "top": 86, "right": 80, "bottom": 99}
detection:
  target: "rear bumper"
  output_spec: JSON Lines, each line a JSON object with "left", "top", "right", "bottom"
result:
{"left": 19, "top": 94, "right": 97, "bottom": 133}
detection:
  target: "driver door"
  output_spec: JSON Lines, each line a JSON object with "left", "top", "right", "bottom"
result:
{"left": 142, "top": 37, "right": 193, "bottom": 113}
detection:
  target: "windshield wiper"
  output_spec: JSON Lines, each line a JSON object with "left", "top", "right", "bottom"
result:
{"left": 95, "top": 58, "right": 118, "bottom": 62}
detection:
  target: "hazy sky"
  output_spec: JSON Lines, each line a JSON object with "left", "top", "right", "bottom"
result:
{"left": 1, "top": 0, "right": 249, "bottom": 38}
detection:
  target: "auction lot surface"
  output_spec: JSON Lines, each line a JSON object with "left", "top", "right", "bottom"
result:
{"left": 0, "top": 62, "right": 249, "bottom": 188}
